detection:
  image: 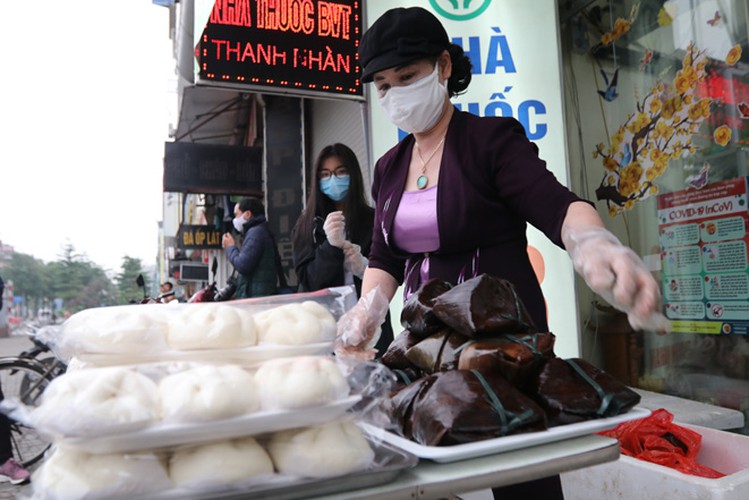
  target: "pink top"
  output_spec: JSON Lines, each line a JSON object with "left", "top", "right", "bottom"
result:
{"left": 392, "top": 185, "right": 440, "bottom": 254}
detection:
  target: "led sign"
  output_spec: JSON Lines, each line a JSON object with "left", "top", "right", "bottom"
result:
{"left": 196, "top": 0, "right": 362, "bottom": 98}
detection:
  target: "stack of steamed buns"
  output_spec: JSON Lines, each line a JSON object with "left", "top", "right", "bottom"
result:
{"left": 30, "top": 300, "right": 377, "bottom": 499}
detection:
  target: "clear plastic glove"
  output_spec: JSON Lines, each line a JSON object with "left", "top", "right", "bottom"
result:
{"left": 323, "top": 211, "right": 346, "bottom": 248}
{"left": 342, "top": 242, "right": 368, "bottom": 278}
{"left": 335, "top": 286, "right": 390, "bottom": 361}
{"left": 564, "top": 225, "right": 671, "bottom": 334}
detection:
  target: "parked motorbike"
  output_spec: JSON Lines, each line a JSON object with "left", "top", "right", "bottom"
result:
{"left": 188, "top": 258, "right": 236, "bottom": 303}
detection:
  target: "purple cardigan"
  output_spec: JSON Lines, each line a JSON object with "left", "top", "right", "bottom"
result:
{"left": 369, "top": 109, "right": 588, "bottom": 332}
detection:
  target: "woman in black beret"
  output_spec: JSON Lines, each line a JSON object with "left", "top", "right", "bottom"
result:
{"left": 341, "top": 6, "right": 670, "bottom": 497}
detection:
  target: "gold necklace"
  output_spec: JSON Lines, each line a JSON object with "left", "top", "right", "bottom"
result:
{"left": 414, "top": 136, "right": 446, "bottom": 190}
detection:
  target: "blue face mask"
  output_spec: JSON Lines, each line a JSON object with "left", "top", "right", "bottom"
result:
{"left": 320, "top": 175, "right": 350, "bottom": 202}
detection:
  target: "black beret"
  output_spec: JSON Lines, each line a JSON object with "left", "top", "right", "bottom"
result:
{"left": 359, "top": 7, "right": 450, "bottom": 83}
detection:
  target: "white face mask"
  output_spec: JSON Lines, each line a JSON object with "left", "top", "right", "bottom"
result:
{"left": 379, "top": 64, "right": 447, "bottom": 134}
{"left": 232, "top": 215, "right": 246, "bottom": 232}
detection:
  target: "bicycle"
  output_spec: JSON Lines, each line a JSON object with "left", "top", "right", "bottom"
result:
{"left": 0, "top": 327, "right": 67, "bottom": 467}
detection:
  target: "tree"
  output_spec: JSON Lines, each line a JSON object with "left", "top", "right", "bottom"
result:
{"left": 46, "top": 244, "right": 115, "bottom": 313}
{"left": 2, "top": 244, "right": 116, "bottom": 316}
{"left": 3, "top": 252, "right": 49, "bottom": 313}
{"left": 115, "top": 256, "right": 147, "bottom": 304}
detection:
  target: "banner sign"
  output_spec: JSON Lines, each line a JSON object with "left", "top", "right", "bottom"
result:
{"left": 195, "top": 0, "right": 363, "bottom": 99}
{"left": 658, "top": 177, "right": 749, "bottom": 334}
{"left": 177, "top": 224, "right": 223, "bottom": 249}
{"left": 163, "top": 142, "right": 262, "bottom": 195}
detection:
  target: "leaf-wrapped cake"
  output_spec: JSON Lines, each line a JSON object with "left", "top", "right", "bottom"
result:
{"left": 390, "top": 369, "right": 547, "bottom": 446}
{"left": 382, "top": 274, "right": 641, "bottom": 446}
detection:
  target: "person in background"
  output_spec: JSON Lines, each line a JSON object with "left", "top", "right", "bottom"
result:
{"left": 158, "top": 281, "right": 177, "bottom": 303}
{"left": 338, "top": 7, "right": 670, "bottom": 499}
{"left": 222, "top": 197, "right": 278, "bottom": 299}
{"left": 0, "top": 275, "right": 31, "bottom": 484}
{"left": 292, "top": 143, "right": 394, "bottom": 355}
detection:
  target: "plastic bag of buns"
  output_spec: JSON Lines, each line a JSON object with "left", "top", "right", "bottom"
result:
{"left": 42, "top": 286, "right": 356, "bottom": 365}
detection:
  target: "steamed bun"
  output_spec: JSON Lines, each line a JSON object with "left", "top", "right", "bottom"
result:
{"left": 33, "top": 446, "right": 171, "bottom": 499}
{"left": 159, "top": 365, "right": 259, "bottom": 422}
{"left": 167, "top": 303, "right": 257, "bottom": 350}
{"left": 169, "top": 438, "right": 273, "bottom": 488}
{"left": 254, "top": 356, "right": 349, "bottom": 410}
{"left": 36, "top": 366, "right": 159, "bottom": 436}
{"left": 60, "top": 305, "right": 169, "bottom": 358}
{"left": 267, "top": 420, "right": 374, "bottom": 478}
{"left": 254, "top": 301, "right": 336, "bottom": 344}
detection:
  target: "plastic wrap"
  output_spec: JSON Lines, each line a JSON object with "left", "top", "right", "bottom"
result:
{"left": 265, "top": 418, "right": 376, "bottom": 478}
{"left": 30, "top": 446, "right": 172, "bottom": 500}
{"left": 1, "top": 355, "right": 365, "bottom": 444}
{"left": 30, "top": 419, "right": 383, "bottom": 499}
{"left": 39, "top": 286, "right": 356, "bottom": 365}
{"left": 254, "top": 356, "right": 350, "bottom": 411}
{"left": 4, "top": 365, "right": 161, "bottom": 438}
{"left": 344, "top": 360, "right": 397, "bottom": 431}
{"left": 168, "top": 437, "right": 274, "bottom": 489}
{"left": 599, "top": 408, "right": 725, "bottom": 478}
{"left": 158, "top": 364, "right": 260, "bottom": 422}
{"left": 335, "top": 286, "right": 390, "bottom": 360}
{"left": 563, "top": 225, "right": 671, "bottom": 334}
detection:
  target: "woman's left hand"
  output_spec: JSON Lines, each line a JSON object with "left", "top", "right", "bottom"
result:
{"left": 565, "top": 225, "right": 670, "bottom": 333}
{"left": 342, "top": 242, "right": 368, "bottom": 278}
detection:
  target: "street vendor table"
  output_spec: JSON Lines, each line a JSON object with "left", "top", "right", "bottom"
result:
{"left": 313, "top": 434, "right": 619, "bottom": 500}
{"left": 198, "top": 434, "right": 619, "bottom": 499}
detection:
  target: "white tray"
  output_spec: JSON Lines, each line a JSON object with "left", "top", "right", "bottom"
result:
{"left": 63, "top": 395, "right": 361, "bottom": 454}
{"left": 74, "top": 342, "right": 333, "bottom": 366}
{"left": 363, "top": 407, "right": 650, "bottom": 463}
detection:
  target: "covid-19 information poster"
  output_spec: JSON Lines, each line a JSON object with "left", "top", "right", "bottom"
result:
{"left": 657, "top": 177, "right": 749, "bottom": 335}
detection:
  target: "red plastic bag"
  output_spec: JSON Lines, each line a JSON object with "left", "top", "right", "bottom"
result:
{"left": 598, "top": 408, "right": 725, "bottom": 478}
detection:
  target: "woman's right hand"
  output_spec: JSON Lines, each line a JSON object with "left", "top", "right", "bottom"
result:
{"left": 323, "top": 211, "right": 346, "bottom": 248}
{"left": 335, "top": 286, "right": 390, "bottom": 360}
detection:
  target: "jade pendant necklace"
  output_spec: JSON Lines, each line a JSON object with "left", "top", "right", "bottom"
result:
{"left": 415, "top": 136, "right": 446, "bottom": 190}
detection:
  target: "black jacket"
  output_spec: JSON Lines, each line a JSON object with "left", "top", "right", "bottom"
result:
{"left": 293, "top": 214, "right": 394, "bottom": 354}
{"left": 226, "top": 215, "right": 277, "bottom": 299}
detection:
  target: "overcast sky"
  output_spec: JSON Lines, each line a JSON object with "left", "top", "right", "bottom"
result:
{"left": 0, "top": 1, "right": 174, "bottom": 273}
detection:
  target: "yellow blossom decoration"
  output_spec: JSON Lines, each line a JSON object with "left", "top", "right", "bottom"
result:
{"left": 600, "top": 4, "right": 639, "bottom": 46}
{"left": 726, "top": 45, "right": 742, "bottom": 66}
{"left": 713, "top": 125, "right": 732, "bottom": 146}
{"left": 593, "top": 43, "right": 712, "bottom": 217}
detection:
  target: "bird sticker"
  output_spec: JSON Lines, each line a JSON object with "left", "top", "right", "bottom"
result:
{"left": 707, "top": 11, "right": 721, "bottom": 26}
{"left": 685, "top": 162, "right": 711, "bottom": 190}
{"left": 597, "top": 68, "right": 619, "bottom": 102}
{"left": 640, "top": 49, "right": 654, "bottom": 71}
{"left": 620, "top": 143, "right": 632, "bottom": 167}
{"left": 738, "top": 102, "right": 749, "bottom": 119}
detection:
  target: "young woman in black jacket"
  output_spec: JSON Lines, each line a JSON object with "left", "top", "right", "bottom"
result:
{"left": 292, "top": 143, "right": 394, "bottom": 355}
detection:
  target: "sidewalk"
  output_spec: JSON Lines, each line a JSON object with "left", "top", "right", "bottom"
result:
{"left": 0, "top": 471, "right": 33, "bottom": 498}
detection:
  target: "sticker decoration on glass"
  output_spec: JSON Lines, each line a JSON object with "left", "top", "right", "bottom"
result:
{"left": 593, "top": 43, "right": 712, "bottom": 216}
